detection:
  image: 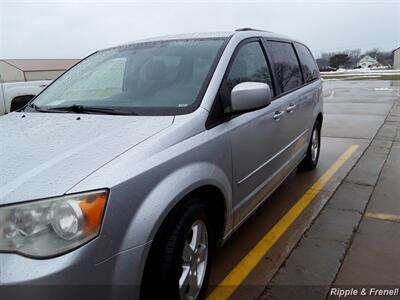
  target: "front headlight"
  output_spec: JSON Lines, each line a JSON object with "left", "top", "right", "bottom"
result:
{"left": 0, "top": 190, "right": 107, "bottom": 258}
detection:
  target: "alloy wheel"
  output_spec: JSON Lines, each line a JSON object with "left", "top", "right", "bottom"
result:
{"left": 179, "top": 220, "right": 209, "bottom": 300}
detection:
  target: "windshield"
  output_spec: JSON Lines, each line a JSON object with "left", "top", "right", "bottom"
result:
{"left": 32, "top": 38, "right": 226, "bottom": 115}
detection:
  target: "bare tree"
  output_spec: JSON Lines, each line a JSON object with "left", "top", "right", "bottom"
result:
{"left": 329, "top": 54, "right": 350, "bottom": 69}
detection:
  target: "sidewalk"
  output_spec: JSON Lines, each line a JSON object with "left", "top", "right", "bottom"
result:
{"left": 259, "top": 99, "right": 400, "bottom": 300}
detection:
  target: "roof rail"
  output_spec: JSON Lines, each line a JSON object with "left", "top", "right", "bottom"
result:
{"left": 235, "top": 27, "right": 269, "bottom": 32}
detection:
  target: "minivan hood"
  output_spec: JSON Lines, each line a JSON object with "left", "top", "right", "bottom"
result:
{"left": 0, "top": 112, "right": 174, "bottom": 205}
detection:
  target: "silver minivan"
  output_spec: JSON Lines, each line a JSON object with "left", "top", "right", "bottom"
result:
{"left": 0, "top": 29, "right": 322, "bottom": 300}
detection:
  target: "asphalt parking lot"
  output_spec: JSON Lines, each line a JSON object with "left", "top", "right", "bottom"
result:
{"left": 206, "top": 80, "right": 400, "bottom": 300}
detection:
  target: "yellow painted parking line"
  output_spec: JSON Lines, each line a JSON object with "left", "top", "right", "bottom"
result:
{"left": 366, "top": 212, "right": 400, "bottom": 223}
{"left": 207, "top": 144, "right": 359, "bottom": 300}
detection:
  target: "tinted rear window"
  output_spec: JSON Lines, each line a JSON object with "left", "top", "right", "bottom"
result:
{"left": 267, "top": 41, "right": 302, "bottom": 93}
{"left": 294, "top": 43, "right": 319, "bottom": 83}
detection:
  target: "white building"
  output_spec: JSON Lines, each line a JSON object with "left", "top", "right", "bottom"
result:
{"left": 0, "top": 59, "right": 79, "bottom": 82}
{"left": 357, "top": 55, "right": 378, "bottom": 68}
{"left": 393, "top": 47, "right": 400, "bottom": 70}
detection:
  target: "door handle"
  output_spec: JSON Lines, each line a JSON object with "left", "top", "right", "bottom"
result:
{"left": 286, "top": 103, "right": 296, "bottom": 113}
{"left": 273, "top": 110, "right": 285, "bottom": 120}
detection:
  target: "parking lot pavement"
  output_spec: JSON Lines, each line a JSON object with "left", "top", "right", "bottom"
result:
{"left": 206, "top": 80, "right": 400, "bottom": 300}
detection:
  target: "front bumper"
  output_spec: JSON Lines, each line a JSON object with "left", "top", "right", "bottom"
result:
{"left": 0, "top": 239, "right": 151, "bottom": 300}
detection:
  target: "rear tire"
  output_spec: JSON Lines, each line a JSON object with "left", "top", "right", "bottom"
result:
{"left": 299, "top": 120, "right": 321, "bottom": 171}
{"left": 141, "top": 199, "right": 214, "bottom": 300}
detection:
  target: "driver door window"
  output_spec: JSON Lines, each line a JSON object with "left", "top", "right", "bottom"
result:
{"left": 223, "top": 41, "right": 273, "bottom": 101}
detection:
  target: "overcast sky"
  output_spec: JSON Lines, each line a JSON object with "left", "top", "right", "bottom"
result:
{"left": 0, "top": 0, "right": 399, "bottom": 59}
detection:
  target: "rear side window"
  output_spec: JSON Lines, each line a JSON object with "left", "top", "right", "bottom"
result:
{"left": 294, "top": 43, "right": 319, "bottom": 82}
{"left": 267, "top": 41, "right": 302, "bottom": 93}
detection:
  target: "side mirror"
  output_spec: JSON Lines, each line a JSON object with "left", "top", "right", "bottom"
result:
{"left": 230, "top": 82, "right": 272, "bottom": 113}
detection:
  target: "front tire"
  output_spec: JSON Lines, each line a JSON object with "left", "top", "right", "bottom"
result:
{"left": 141, "top": 200, "right": 214, "bottom": 300}
{"left": 299, "top": 120, "right": 321, "bottom": 171}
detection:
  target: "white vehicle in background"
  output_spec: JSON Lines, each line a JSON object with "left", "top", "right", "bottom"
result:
{"left": 0, "top": 79, "right": 50, "bottom": 115}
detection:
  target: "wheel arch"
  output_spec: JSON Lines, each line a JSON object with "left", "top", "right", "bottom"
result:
{"left": 117, "top": 162, "right": 232, "bottom": 287}
{"left": 156, "top": 184, "right": 228, "bottom": 245}
{"left": 122, "top": 163, "right": 232, "bottom": 250}
{"left": 316, "top": 112, "right": 323, "bottom": 126}
{"left": 135, "top": 171, "right": 231, "bottom": 297}
{"left": 139, "top": 183, "right": 226, "bottom": 299}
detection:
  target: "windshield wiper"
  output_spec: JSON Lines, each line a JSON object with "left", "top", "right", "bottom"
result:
{"left": 22, "top": 103, "right": 45, "bottom": 112}
{"left": 39, "top": 104, "right": 136, "bottom": 115}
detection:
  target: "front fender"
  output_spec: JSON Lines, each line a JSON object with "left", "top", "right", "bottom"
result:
{"left": 67, "top": 115, "right": 233, "bottom": 263}
{"left": 120, "top": 162, "right": 232, "bottom": 251}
